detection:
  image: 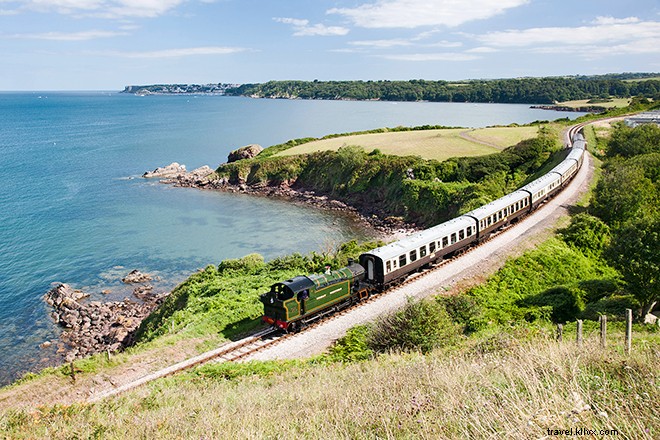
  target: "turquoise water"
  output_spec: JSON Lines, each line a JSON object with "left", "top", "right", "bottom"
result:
{"left": 0, "top": 92, "right": 584, "bottom": 384}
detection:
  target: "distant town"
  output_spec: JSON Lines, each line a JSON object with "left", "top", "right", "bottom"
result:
{"left": 121, "top": 83, "right": 241, "bottom": 95}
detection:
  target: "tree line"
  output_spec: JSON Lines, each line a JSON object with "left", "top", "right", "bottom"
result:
{"left": 226, "top": 76, "right": 660, "bottom": 104}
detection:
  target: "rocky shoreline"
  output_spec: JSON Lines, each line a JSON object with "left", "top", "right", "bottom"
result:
{"left": 144, "top": 159, "right": 416, "bottom": 237}
{"left": 44, "top": 271, "right": 166, "bottom": 361}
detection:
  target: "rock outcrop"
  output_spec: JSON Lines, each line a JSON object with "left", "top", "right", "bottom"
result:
{"left": 44, "top": 283, "right": 166, "bottom": 360}
{"left": 227, "top": 144, "right": 263, "bottom": 163}
{"left": 143, "top": 162, "right": 187, "bottom": 178}
{"left": 121, "top": 269, "right": 152, "bottom": 284}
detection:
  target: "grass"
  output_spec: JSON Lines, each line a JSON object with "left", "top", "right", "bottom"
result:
{"left": 558, "top": 98, "right": 631, "bottom": 109}
{"left": 275, "top": 127, "right": 539, "bottom": 161}
{"left": 1, "top": 330, "right": 657, "bottom": 439}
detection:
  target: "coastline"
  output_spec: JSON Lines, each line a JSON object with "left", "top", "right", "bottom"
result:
{"left": 40, "top": 163, "right": 415, "bottom": 367}
{"left": 147, "top": 162, "right": 418, "bottom": 239}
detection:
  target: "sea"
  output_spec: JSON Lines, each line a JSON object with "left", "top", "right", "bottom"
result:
{"left": 0, "top": 92, "right": 585, "bottom": 385}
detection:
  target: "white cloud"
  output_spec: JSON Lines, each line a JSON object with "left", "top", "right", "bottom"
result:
{"left": 592, "top": 16, "right": 640, "bottom": 25}
{"left": 112, "top": 46, "right": 248, "bottom": 58}
{"left": 8, "top": 29, "right": 128, "bottom": 40}
{"left": 350, "top": 38, "right": 412, "bottom": 48}
{"left": 274, "top": 17, "right": 349, "bottom": 36}
{"left": 328, "top": 0, "right": 529, "bottom": 29}
{"left": 380, "top": 52, "right": 479, "bottom": 61}
{"left": 11, "top": 0, "right": 190, "bottom": 18}
{"left": 466, "top": 46, "right": 498, "bottom": 53}
{"left": 474, "top": 17, "right": 660, "bottom": 49}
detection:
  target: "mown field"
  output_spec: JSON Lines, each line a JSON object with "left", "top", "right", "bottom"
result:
{"left": 275, "top": 126, "right": 539, "bottom": 161}
{"left": 558, "top": 98, "right": 631, "bottom": 108}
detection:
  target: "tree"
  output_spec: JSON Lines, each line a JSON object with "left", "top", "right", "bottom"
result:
{"left": 607, "top": 122, "right": 660, "bottom": 158}
{"left": 605, "top": 216, "right": 660, "bottom": 318}
{"left": 590, "top": 163, "right": 656, "bottom": 226}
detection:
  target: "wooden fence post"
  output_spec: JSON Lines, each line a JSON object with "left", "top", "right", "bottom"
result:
{"left": 556, "top": 323, "right": 563, "bottom": 342}
{"left": 600, "top": 315, "right": 607, "bottom": 348}
{"left": 625, "top": 309, "right": 633, "bottom": 355}
{"left": 576, "top": 320, "right": 583, "bottom": 347}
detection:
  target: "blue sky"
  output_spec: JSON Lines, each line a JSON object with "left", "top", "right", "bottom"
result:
{"left": 1, "top": 0, "right": 659, "bottom": 90}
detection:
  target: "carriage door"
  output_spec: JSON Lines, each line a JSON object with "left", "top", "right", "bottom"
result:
{"left": 367, "top": 258, "right": 374, "bottom": 281}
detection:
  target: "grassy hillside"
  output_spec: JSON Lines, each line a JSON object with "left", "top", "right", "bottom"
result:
{"left": 1, "top": 328, "right": 657, "bottom": 439}
{"left": 275, "top": 126, "right": 538, "bottom": 161}
{"left": 215, "top": 126, "right": 561, "bottom": 227}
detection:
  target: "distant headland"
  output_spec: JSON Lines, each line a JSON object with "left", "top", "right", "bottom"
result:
{"left": 120, "top": 74, "right": 660, "bottom": 105}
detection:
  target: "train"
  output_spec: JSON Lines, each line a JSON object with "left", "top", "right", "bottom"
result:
{"left": 260, "top": 130, "right": 587, "bottom": 332}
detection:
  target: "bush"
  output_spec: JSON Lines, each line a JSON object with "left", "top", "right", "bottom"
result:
{"left": 522, "top": 286, "right": 585, "bottom": 323}
{"left": 327, "top": 325, "right": 373, "bottom": 362}
{"left": 559, "top": 213, "right": 610, "bottom": 255}
{"left": 437, "top": 294, "right": 483, "bottom": 333}
{"left": 367, "top": 298, "right": 459, "bottom": 354}
{"left": 581, "top": 295, "right": 641, "bottom": 321}
{"left": 218, "top": 253, "right": 265, "bottom": 274}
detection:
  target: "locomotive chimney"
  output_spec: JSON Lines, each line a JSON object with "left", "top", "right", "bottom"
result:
{"left": 348, "top": 258, "right": 354, "bottom": 266}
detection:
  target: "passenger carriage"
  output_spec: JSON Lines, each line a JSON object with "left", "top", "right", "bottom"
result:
{"left": 519, "top": 172, "right": 563, "bottom": 209}
{"left": 359, "top": 216, "right": 477, "bottom": 287}
{"left": 550, "top": 158, "right": 580, "bottom": 187}
{"left": 463, "top": 190, "right": 530, "bottom": 240}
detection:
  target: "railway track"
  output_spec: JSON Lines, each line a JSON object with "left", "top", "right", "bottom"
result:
{"left": 86, "top": 122, "right": 591, "bottom": 403}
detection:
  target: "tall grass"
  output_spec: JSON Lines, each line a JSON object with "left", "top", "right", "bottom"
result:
{"left": 2, "top": 331, "right": 657, "bottom": 439}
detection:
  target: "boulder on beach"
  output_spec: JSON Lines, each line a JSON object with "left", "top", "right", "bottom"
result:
{"left": 227, "top": 144, "right": 263, "bottom": 163}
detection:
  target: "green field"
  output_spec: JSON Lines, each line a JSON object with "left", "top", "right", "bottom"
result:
{"left": 558, "top": 98, "right": 631, "bottom": 108}
{"left": 275, "top": 126, "right": 539, "bottom": 161}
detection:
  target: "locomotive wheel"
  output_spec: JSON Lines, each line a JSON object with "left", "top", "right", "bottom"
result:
{"left": 288, "top": 322, "right": 299, "bottom": 334}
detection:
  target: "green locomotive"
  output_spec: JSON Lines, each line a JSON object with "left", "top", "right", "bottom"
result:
{"left": 260, "top": 260, "right": 370, "bottom": 332}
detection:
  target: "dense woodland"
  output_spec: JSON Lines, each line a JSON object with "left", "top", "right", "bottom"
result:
{"left": 227, "top": 75, "right": 660, "bottom": 104}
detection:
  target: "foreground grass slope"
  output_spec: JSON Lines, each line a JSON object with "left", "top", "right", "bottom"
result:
{"left": 1, "top": 330, "right": 657, "bottom": 439}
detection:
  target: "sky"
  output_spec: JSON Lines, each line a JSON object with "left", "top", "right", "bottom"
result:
{"left": 0, "top": 0, "right": 659, "bottom": 90}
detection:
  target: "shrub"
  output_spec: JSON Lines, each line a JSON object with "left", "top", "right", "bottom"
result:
{"left": 367, "top": 297, "right": 459, "bottom": 354}
{"left": 437, "top": 294, "right": 483, "bottom": 333}
{"left": 522, "top": 286, "right": 586, "bottom": 323}
{"left": 559, "top": 213, "right": 611, "bottom": 255}
{"left": 218, "top": 253, "right": 265, "bottom": 274}
{"left": 327, "top": 325, "right": 373, "bottom": 362}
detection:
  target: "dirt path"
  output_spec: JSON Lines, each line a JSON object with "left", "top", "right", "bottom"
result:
{"left": 458, "top": 129, "right": 504, "bottom": 149}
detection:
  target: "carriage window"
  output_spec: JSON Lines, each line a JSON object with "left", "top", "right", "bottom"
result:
{"left": 459, "top": 230, "right": 465, "bottom": 240}
{"left": 409, "top": 250, "right": 417, "bottom": 262}
{"left": 467, "top": 226, "right": 473, "bottom": 236}
{"left": 399, "top": 255, "right": 407, "bottom": 267}
{"left": 419, "top": 246, "right": 427, "bottom": 258}
{"left": 429, "top": 242, "right": 436, "bottom": 253}
{"left": 392, "top": 259, "right": 398, "bottom": 269}
{"left": 442, "top": 237, "right": 449, "bottom": 247}
{"left": 451, "top": 233, "right": 457, "bottom": 244}
{"left": 386, "top": 261, "right": 392, "bottom": 273}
